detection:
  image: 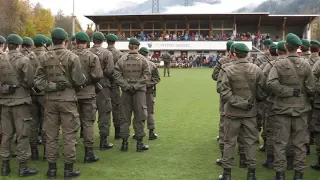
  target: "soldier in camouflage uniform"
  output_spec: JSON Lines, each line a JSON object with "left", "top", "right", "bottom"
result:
{"left": 89, "top": 32, "right": 114, "bottom": 150}
{"left": 0, "top": 36, "right": 5, "bottom": 144}
{"left": 161, "top": 51, "right": 171, "bottom": 77}
{"left": 0, "top": 34, "right": 37, "bottom": 177}
{"left": 212, "top": 40, "right": 234, "bottom": 166}
{"left": 34, "top": 28, "right": 86, "bottom": 179}
{"left": 21, "top": 37, "right": 34, "bottom": 56}
{"left": 114, "top": 38, "right": 151, "bottom": 152}
{"left": 138, "top": 47, "right": 161, "bottom": 140}
{"left": 267, "top": 33, "right": 315, "bottom": 180}
{"left": 73, "top": 32, "right": 102, "bottom": 163}
{"left": 46, "top": 37, "right": 52, "bottom": 51}
{"left": 217, "top": 43, "right": 266, "bottom": 180}
{"left": 309, "top": 40, "right": 320, "bottom": 171}
{"left": 106, "top": 34, "right": 123, "bottom": 139}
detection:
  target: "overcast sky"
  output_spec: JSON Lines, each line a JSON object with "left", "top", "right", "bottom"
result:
{"left": 29, "top": 0, "right": 265, "bottom": 29}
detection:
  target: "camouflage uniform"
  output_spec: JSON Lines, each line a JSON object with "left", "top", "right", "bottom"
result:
{"left": 161, "top": 52, "right": 171, "bottom": 77}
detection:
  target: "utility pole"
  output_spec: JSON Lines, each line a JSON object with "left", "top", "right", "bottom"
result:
{"left": 72, "top": 0, "right": 75, "bottom": 36}
{"left": 152, "top": 0, "right": 159, "bottom": 13}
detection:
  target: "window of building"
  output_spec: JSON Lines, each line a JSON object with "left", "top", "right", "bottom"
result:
{"left": 223, "top": 20, "right": 233, "bottom": 28}
{"left": 154, "top": 22, "right": 162, "bottom": 29}
{"left": 200, "top": 22, "right": 210, "bottom": 29}
{"left": 167, "top": 22, "right": 176, "bottom": 29}
{"left": 212, "top": 21, "right": 222, "bottom": 28}
{"left": 110, "top": 23, "right": 118, "bottom": 29}
{"left": 121, "top": 23, "right": 130, "bottom": 29}
{"left": 189, "top": 22, "right": 199, "bottom": 29}
{"left": 177, "top": 22, "right": 186, "bottom": 29}
{"left": 131, "top": 22, "right": 140, "bottom": 29}
{"left": 144, "top": 22, "right": 153, "bottom": 29}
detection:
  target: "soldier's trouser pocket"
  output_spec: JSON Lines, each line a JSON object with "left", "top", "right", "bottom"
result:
{"left": 21, "top": 118, "right": 32, "bottom": 137}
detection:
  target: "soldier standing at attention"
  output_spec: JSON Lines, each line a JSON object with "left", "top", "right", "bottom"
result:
{"left": 217, "top": 43, "right": 266, "bottom": 180}
{"left": 34, "top": 28, "right": 86, "bottom": 179}
{"left": 89, "top": 32, "right": 114, "bottom": 150}
{"left": 73, "top": 32, "right": 102, "bottom": 163}
{"left": 212, "top": 41, "right": 234, "bottom": 166}
{"left": 267, "top": 33, "right": 315, "bottom": 180}
{"left": 309, "top": 40, "right": 320, "bottom": 170}
{"left": 161, "top": 50, "right": 171, "bottom": 77}
{"left": 21, "top": 37, "right": 34, "bottom": 55}
{"left": 106, "top": 34, "right": 123, "bottom": 139}
{"left": 114, "top": 38, "right": 150, "bottom": 152}
{"left": 46, "top": 37, "right": 52, "bottom": 51}
{"left": 0, "top": 34, "right": 37, "bottom": 177}
{"left": 138, "top": 47, "right": 161, "bottom": 140}
{"left": 0, "top": 36, "right": 5, "bottom": 144}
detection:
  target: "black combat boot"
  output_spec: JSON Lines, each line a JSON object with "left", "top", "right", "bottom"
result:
{"left": 293, "top": 171, "right": 303, "bottom": 180}
{"left": 274, "top": 172, "right": 285, "bottom": 180}
{"left": 218, "top": 168, "right": 231, "bottom": 180}
{"left": 1, "top": 160, "right": 10, "bottom": 176}
{"left": 262, "top": 155, "right": 274, "bottom": 169}
{"left": 286, "top": 156, "right": 294, "bottom": 170}
{"left": 259, "top": 139, "right": 266, "bottom": 152}
{"left": 216, "top": 136, "right": 220, "bottom": 141}
{"left": 84, "top": 147, "right": 99, "bottom": 163}
{"left": 121, "top": 138, "right": 128, "bottom": 152}
{"left": 247, "top": 168, "right": 256, "bottom": 180}
{"left": 64, "top": 163, "right": 80, "bottom": 179}
{"left": 216, "top": 152, "right": 223, "bottom": 166}
{"left": 99, "top": 135, "right": 113, "bottom": 150}
{"left": 239, "top": 154, "right": 247, "bottom": 168}
{"left": 46, "top": 163, "right": 57, "bottom": 179}
{"left": 311, "top": 156, "right": 320, "bottom": 170}
{"left": 31, "top": 145, "right": 39, "bottom": 160}
{"left": 114, "top": 127, "right": 121, "bottom": 139}
{"left": 306, "top": 144, "right": 310, "bottom": 155}
{"left": 168, "top": 73, "right": 170, "bottom": 77}
{"left": 18, "top": 162, "right": 38, "bottom": 177}
{"left": 136, "top": 139, "right": 149, "bottom": 152}
{"left": 149, "top": 129, "right": 158, "bottom": 140}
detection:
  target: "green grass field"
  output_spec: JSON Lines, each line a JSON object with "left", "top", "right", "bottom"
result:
{"left": 5, "top": 68, "right": 319, "bottom": 180}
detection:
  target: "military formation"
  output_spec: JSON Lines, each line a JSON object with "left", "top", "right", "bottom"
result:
{"left": 213, "top": 33, "right": 320, "bottom": 180}
{"left": 0, "top": 27, "right": 160, "bottom": 179}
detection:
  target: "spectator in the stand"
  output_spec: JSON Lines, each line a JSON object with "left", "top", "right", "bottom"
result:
{"left": 173, "top": 33, "right": 177, "bottom": 41}
{"left": 191, "top": 33, "right": 195, "bottom": 41}
{"left": 195, "top": 32, "right": 199, "bottom": 41}
{"left": 184, "top": 33, "right": 189, "bottom": 41}
{"left": 165, "top": 33, "right": 169, "bottom": 40}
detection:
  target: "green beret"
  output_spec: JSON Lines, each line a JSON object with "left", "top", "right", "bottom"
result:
{"left": 7, "top": 34, "right": 23, "bottom": 45}
{"left": 129, "top": 38, "right": 140, "bottom": 46}
{"left": 72, "top": 35, "right": 76, "bottom": 41}
{"left": 226, "top": 40, "right": 234, "bottom": 49}
{"left": 22, "top": 37, "right": 34, "bottom": 46}
{"left": 234, "top": 43, "right": 249, "bottom": 54}
{"left": 311, "top": 40, "right": 320, "bottom": 47}
{"left": 93, "top": 32, "right": 105, "bottom": 41}
{"left": 66, "top": 36, "right": 69, "bottom": 42}
{"left": 301, "top": 39, "right": 310, "bottom": 47}
{"left": 277, "top": 41, "right": 286, "bottom": 51}
{"left": 0, "top": 36, "right": 6, "bottom": 44}
{"left": 269, "top": 43, "right": 277, "bottom": 51}
{"left": 75, "top": 32, "right": 90, "bottom": 42}
{"left": 34, "top": 34, "right": 47, "bottom": 46}
{"left": 46, "top": 38, "right": 52, "bottom": 46}
{"left": 286, "top": 33, "right": 302, "bottom": 47}
{"left": 106, "top": 34, "right": 118, "bottom": 42}
{"left": 230, "top": 43, "right": 236, "bottom": 52}
{"left": 139, "top": 47, "right": 149, "bottom": 54}
{"left": 51, "top": 28, "right": 68, "bottom": 40}
{"left": 263, "top": 39, "right": 273, "bottom": 46}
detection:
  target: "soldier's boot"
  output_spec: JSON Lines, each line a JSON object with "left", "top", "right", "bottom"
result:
{"left": 84, "top": 147, "right": 99, "bottom": 163}
{"left": 306, "top": 144, "right": 310, "bottom": 155}
{"left": 262, "top": 155, "right": 274, "bottom": 169}
{"left": 136, "top": 139, "right": 149, "bottom": 152}
{"left": 114, "top": 127, "right": 121, "bottom": 140}
{"left": 311, "top": 156, "right": 320, "bottom": 170}
{"left": 31, "top": 145, "right": 39, "bottom": 161}
{"left": 310, "top": 132, "right": 315, "bottom": 145}
{"left": 121, "top": 138, "right": 128, "bottom": 152}
{"left": 43, "top": 145, "right": 47, "bottom": 161}
{"left": 46, "top": 163, "right": 57, "bottom": 179}
{"left": 163, "top": 73, "right": 166, "bottom": 77}
{"left": 274, "top": 172, "right": 285, "bottom": 180}
{"left": 218, "top": 168, "right": 231, "bottom": 180}
{"left": 259, "top": 139, "right": 266, "bottom": 152}
{"left": 149, "top": 129, "right": 158, "bottom": 140}
{"left": 80, "top": 126, "right": 83, "bottom": 139}
{"left": 1, "top": 160, "right": 11, "bottom": 176}
{"left": 247, "top": 169, "right": 256, "bottom": 180}
{"left": 239, "top": 154, "right": 247, "bottom": 168}
{"left": 18, "top": 162, "right": 38, "bottom": 177}
{"left": 99, "top": 136, "right": 113, "bottom": 150}
{"left": 216, "top": 152, "right": 223, "bottom": 166}
{"left": 64, "top": 163, "right": 80, "bottom": 179}
{"left": 132, "top": 134, "right": 137, "bottom": 140}
{"left": 286, "top": 156, "right": 294, "bottom": 170}
{"left": 11, "top": 151, "right": 17, "bottom": 158}
{"left": 216, "top": 136, "right": 220, "bottom": 141}
{"left": 293, "top": 171, "right": 303, "bottom": 180}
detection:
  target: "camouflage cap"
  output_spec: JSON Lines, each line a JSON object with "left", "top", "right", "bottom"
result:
{"left": 263, "top": 39, "right": 273, "bottom": 46}
{"left": 230, "top": 43, "right": 236, "bottom": 52}
{"left": 22, "top": 37, "right": 34, "bottom": 46}
{"left": 106, "top": 34, "right": 118, "bottom": 42}
{"left": 269, "top": 43, "right": 277, "bottom": 51}
{"left": 301, "top": 39, "right": 311, "bottom": 47}
{"left": 46, "top": 38, "right": 52, "bottom": 46}
{"left": 276, "top": 41, "right": 286, "bottom": 51}
{"left": 234, "top": 43, "right": 249, "bottom": 54}
{"left": 311, "top": 40, "right": 320, "bottom": 47}
{"left": 93, "top": 32, "right": 105, "bottom": 41}
{"left": 75, "top": 32, "right": 90, "bottom": 42}
{"left": 71, "top": 35, "right": 76, "bottom": 41}
{"left": 7, "top": 34, "right": 23, "bottom": 45}
{"left": 226, "top": 40, "right": 234, "bottom": 49}
{"left": 286, "top": 33, "right": 302, "bottom": 47}
{"left": 129, "top": 38, "right": 140, "bottom": 46}
{"left": 34, "top": 34, "right": 47, "bottom": 46}
{"left": 139, "top": 47, "right": 149, "bottom": 54}
{"left": 0, "top": 36, "right": 6, "bottom": 44}
{"left": 51, "top": 28, "right": 68, "bottom": 40}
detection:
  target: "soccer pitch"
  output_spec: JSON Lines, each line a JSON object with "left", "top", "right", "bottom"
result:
{"left": 6, "top": 68, "right": 319, "bottom": 180}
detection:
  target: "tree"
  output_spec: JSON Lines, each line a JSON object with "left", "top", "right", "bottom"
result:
{"left": 55, "top": 10, "right": 82, "bottom": 38}
{"left": 33, "top": 4, "right": 55, "bottom": 37}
